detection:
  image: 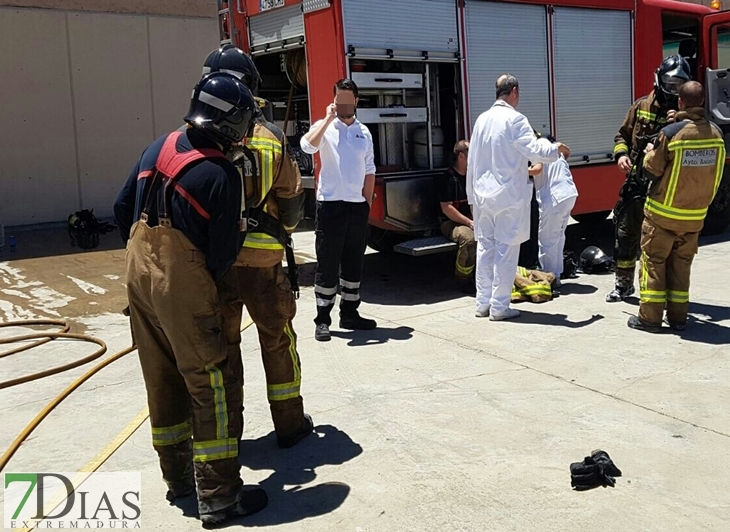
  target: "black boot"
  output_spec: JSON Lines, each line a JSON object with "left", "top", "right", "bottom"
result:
{"left": 627, "top": 315, "right": 661, "bottom": 333}
{"left": 200, "top": 488, "right": 268, "bottom": 528}
{"left": 277, "top": 414, "right": 314, "bottom": 449}
{"left": 339, "top": 311, "right": 377, "bottom": 330}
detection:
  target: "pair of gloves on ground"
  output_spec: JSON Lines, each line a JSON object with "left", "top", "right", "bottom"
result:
{"left": 570, "top": 450, "right": 623, "bottom": 490}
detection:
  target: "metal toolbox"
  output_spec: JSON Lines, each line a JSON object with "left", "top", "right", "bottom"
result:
{"left": 351, "top": 72, "right": 424, "bottom": 90}
{"left": 356, "top": 107, "right": 428, "bottom": 124}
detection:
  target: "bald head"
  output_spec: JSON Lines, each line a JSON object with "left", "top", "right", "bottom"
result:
{"left": 679, "top": 81, "right": 704, "bottom": 109}
{"left": 496, "top": 75, "right": 519, "bottom": 99}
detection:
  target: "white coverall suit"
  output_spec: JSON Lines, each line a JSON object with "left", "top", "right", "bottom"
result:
{"left": 534, "top": 155, "right": 578, "bottom": 278}
{"left": 467, "top": 100, "right": 559, "bottom": 316}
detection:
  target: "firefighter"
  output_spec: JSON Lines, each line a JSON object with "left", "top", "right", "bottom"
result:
{"left": 608, "top": 54, "right": 691, "bottom": 302}
{"left": 436, "top": 140, "right": 476, "bottom": 293}
{"left": 201, "top": 45, "right": 313, "bottom": 448}
{"left": 114, "top": 73, "right": 268, "bottom": 526}
{"left": 628, "top": 81, "right": 726, "bottom": 333}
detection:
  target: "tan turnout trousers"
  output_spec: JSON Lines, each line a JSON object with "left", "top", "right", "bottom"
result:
{"left": 638, "top": 220, "right": 697, "bottom": 326}
{"left": 217, "top": 263, "right": 303, "bottom": 437}
{"left": 125, "top": 221, "right": 243, "bottom": 515}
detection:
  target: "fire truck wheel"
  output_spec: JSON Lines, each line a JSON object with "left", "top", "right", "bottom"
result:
{"left": 702, "top": 168, "right": 730, "bottom": 236}
{"left": 572, "top": 211, "right": 611, "bottom": 227}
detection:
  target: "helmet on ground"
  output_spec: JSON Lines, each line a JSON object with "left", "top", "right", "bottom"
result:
{"left": 202, "top": 44, "right": 261, "bottom": 95}
{"left": 184, "top": 72, "right": 256, "bottom": 146}
{"left": 655, "top": 55, "right": 691, "bottom": 104}
{"left": 579, "top": 246, "right": 613, "bottom": 274}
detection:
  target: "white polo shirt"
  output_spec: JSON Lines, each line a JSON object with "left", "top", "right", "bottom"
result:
{"left": 301, "top": 118, "right": 376, "bottom": 202}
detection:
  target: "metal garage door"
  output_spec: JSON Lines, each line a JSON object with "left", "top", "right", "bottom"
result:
{"left": 552, "top": 7, "right": 633, "bottom": 165}
{"left": 249, "top": 4, "right": 304, "bottom": 55}
{"left": 342, "top": 0, "right": 458, "bottom": 58}
{"left": 464, "top": 1, "right": 551, "bottom": 135}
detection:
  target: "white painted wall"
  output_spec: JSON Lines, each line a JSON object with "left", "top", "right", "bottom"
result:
{"left": 0, "top": 7, "right": 218, "bottom": 226}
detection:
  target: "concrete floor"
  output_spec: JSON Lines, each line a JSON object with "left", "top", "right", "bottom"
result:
{"left": 1, "top": 220, "right": 729, "bottom": 531}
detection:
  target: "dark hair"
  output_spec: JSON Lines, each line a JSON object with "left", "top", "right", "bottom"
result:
{"left": 679, "top": 80, "right": 704, "bottom": 108}
{"left": 496, "top": 74, "right": 519, "bottom": 99}
{"left": 334, "top": 78, "right": 359, "bottom": 98}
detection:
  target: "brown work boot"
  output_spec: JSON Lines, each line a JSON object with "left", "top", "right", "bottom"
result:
{"left": 200, "top": 487, "right": 268, "bottom": 529}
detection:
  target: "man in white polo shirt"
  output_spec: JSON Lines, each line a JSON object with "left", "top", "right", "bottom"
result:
{"left": 301, "top": 78, "right": 377, "bottom": 342}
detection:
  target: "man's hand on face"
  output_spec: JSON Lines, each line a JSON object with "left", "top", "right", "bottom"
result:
{"left": 617, "top": 155, "right": 633, "bottom": 174}
{"left": 326, "top": 103, "right": 337, "bottom": 122}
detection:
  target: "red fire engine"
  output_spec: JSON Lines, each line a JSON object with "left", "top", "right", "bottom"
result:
{"left": 218, "top": 0, "right": 730, "bottom": 254}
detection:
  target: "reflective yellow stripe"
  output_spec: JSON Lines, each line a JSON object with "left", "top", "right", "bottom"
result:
{"left": 667, "top": 290, "right": 690, "bottom": 303}
{"left": 636, "top": 110, "right": 667, "bottom": 124}
{"left": 617, "top": 259, "right": 636, "bottom": 269}
{"left": 645, "top": 198, "right": 708, "bottom": 221}
{"left": 267, "top": 380, "right": 301, "bottom": 401}
{"left": 243, "top": 232, "right": 284, "bottom": 250}
{"left": 667, "top": 139, "right": 726, "bottom": 150}
{"left": 640, "top": 251, "right": 649, "bottom": 295}
{"left": 663, "top": 149, "right": 683, "bottom": 208}
{"left": 206, "top": 365, "right": 228, "bottom": 441}
{"left": 516, "top": 285, "right": 553, "bottom": 296}
{"left": 517, "top": 266, "right": 529, "bottom": 277}
{"left": 151, "top": 420, "right": 192, "bottom": 446}
{"left": 640, "top": 289, "right": 666, "bottom": 303}
{"left": 284, "top": 323, "right": 301, "bottom": 384}
{"left": 192, "top": 438, "right": 238, "bottom": 462}
{"left": 456, "top": 262, "right": 474, "bottom": 275}
{"left": 244, "top": 137, "right": 283, "bottom": 155}
{"left": 614, "top": 143, "right": 629, "bottom": 155}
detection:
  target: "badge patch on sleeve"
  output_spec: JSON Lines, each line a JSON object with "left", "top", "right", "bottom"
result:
{"left": 682, "top": 149, "right": 718, "bottom": 167}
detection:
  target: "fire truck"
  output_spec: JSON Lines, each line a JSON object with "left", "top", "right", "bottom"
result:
{"left": 217, "top": 0, "right": 730, "bottom": 255}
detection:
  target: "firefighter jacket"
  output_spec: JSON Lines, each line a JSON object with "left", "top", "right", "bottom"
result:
{"left": 642, "top": 107, "right": 726, "bottom": 233}
{"left": 235, "top": 115, "right": 304, "bottom": 268}
{"left": 511, "top": 267, "right": 555, "bottom": 303}
{"left": 614, "top": 90, "right": 673, "bottom": 166}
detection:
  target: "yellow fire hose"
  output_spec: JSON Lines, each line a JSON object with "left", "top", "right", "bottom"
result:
{"left": 0, "top": 317, "right": 254, "bottom": 475}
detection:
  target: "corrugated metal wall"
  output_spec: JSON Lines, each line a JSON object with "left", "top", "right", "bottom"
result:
{"left": 0, "top": 6, "right": 218, "bottom": 226}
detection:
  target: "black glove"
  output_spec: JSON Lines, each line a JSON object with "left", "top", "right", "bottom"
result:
{"left": 570, "top": 449, "right": 622, "bottom": 491}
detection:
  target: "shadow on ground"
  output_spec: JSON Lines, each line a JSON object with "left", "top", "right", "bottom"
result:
{"left": 168, "top": 424, "right": 362, "bottom": 527}
{"left": 331, "top": 325, "right": 415, "bottom": 346}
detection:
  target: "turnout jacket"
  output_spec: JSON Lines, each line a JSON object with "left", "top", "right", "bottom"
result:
{"left": 614, "top": 90, "right": 673, "bottom": 166}
{"left": 643, "top": 107, "right": 726, "bottom": 233}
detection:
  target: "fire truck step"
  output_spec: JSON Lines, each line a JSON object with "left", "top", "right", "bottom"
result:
{"left": 394, "top": 236, "right": 458, "bottom": 257}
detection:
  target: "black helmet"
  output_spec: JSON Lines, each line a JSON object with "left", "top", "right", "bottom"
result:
{"left": 579, "top": 246, "right": 613, "bottom": 274}
{"left": 202, "top": 44, "right": 261, "bottom": 96}
{"left": 655, "top": 55, "right": 691, "bottom": 105}
{"left": 184, "top": 72, "right": 256, "bottom": 146}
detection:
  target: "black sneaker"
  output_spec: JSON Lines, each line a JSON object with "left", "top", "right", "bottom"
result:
{"left": 339, "top": 313, "right": 377, "bottom": 330}
{"left": 277, "top": 414, "right": 314, "bottom": 449}
{"left": 315, "top": 323, "right": 331, "bottom": 342}
{"left": 627, "top": 315, "right": 661, "bottom": 333}
{"left": 200, "top": 488, "right": 268, "bottom": 529}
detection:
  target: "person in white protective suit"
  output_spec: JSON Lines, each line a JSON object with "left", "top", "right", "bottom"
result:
{"left": 533, "top": 134, "right": 579, "bottom": 287}
{"left": 467, "top": 75, "right": 571, "bottom": 321}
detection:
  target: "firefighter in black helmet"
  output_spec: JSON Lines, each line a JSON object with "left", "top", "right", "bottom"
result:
{"left": 114, "top": 73, "right": 268, "bottom": 527}
{"left": 202, "top": 45, "right": 313, "bottom": 449}
{"left": 608, "top": 54, "right": 691, "bottom": 303}
{"left": 203, "top": 43, "right": 273, "bottom": 121}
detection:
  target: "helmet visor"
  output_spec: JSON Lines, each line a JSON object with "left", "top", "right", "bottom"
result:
{"left": 660, "top": 65, "right": 690, "bottom": 95}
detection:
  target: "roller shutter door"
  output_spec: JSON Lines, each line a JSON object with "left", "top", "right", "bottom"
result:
{"left": 464, "top": 1, "right": 551, "bottom": 135}
{"left": 342, "top": 0, "right": 458, "bottom": 58}
{"left": 552, "top": 7, "right": 633, "bottom": 164}
{"left": 249, "top": 4, "right": 304, "bottom": 55}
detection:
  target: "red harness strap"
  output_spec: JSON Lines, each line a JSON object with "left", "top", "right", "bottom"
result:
{"left": 137, "top": 131, "right": 226, "bottom": 221}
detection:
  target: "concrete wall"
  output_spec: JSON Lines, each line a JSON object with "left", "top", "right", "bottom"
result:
{"left": 0, "top": 7, "right": 218, "bottom": 226}
{"left": 0, "top": 0, "right": 217, "bottom": 17}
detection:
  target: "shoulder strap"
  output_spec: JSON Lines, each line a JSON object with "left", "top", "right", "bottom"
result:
{"left": 155, "top": 131, "right": 226, "bottom": 179}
